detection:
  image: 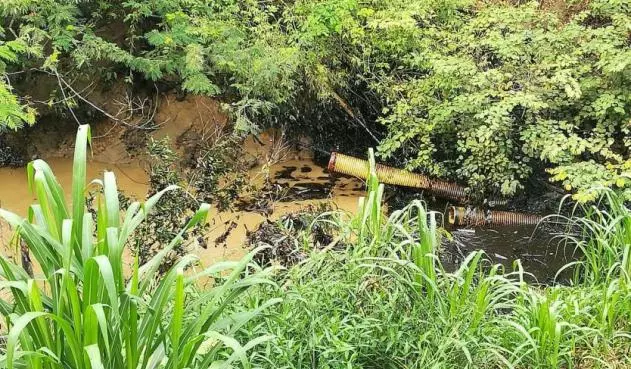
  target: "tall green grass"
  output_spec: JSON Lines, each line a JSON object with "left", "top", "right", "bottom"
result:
{"left": 0, "top": 125, "right": 277, "bottom": 369}
{"left": 558, "top": 189, "right": 631, "bottom": 286}
{"left": 5, "top": 135, "right": 627, "bottom": 368}
{"left": 239, "top": 150, "right": 631, "bottom": 368}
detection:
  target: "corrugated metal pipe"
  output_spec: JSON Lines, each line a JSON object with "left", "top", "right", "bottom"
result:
{"left": 448, "top": 206, "right": 542, "bottom": 226}
{"left": 328, "top": 152, "right": 506, "bottom": 205}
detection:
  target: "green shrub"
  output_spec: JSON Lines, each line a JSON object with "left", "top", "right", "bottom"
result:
{"left": 0, "top": 38, "right": 38, "bottom": 130}
{"left": 558, "top": 188, "right": 631, "bottom": 286}
{"left": 368, "top": 0, "right": 631, "bottom": 199}
{"left": 0, "top": 125, "right": 277, "bottom": 368}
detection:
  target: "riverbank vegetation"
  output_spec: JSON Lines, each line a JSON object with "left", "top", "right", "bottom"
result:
{"left": 0, "top": 126, "right": 279, "bottom": 368}
{"left": 238, "top": 155, "right": 631, "bottom": 368}
{"left": 2, "top": 0, "right": 631, "bottom": 201}
{"left": 1, "top": 127, "right": 629, "bottom": 368}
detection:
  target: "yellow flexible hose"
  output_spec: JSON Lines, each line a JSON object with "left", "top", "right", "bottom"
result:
{"left": 329, "top": 152, "right": 466, "bottom": 202}
{"left": 328, "top": 152, "right": 430, "bottom": 188}
{"left": 329, "top": 152, "right": 538, "bottom": 226}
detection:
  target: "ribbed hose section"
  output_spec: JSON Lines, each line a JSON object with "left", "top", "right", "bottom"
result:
{"left": 449, "top": 207, "right": 542, "bottom": 226}
{"left": 329, "top": 152, "right": 430, "bottom": 188}
{"left": 329, "top": 152, "right": 467, "bottom": 202}
{"left": 489, "top": 210, "right": 542, "bottom": 225}
{"left": 328, "top": 152, "right": 370, "bottom": 182}
{"left": 430, "top": 180, "right": 467, "bottom": 201}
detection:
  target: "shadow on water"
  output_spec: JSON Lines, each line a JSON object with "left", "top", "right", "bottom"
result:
{"left": 383, "top": 187, "right": 578, "bottom": 284}
{"left": 440, "top": 223, "right": 575, "bottom": 284}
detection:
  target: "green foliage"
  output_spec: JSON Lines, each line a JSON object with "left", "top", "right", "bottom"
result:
{"left": 368, "top": 0, "right": 631, "bottom": 197}
{"left": 0, "top": 80, "right": 35, "bottom": 130}
{"left": 549, "top": 160, "right": 631, "bottom": 202}
{"left": 0, "top": 38, "right": 38, "bottom": 130}
{"left": 3, "top": 0, "right": 631, "bottom": 197}
{"left": 0, "top": 125, "right": 277, "bottom": 368}
{"left": 559, "top": 188, "right": 631, "bottom": 286}
{"left": 238, "top": 154, "right": 631, "bottom": 368}
{"left": 78, "top": 0, "right": 303, "bottom": 131}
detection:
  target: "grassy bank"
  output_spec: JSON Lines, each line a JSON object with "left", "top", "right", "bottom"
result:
{"left": 237, "top": 153, "right": 631, "bottom": 368}
{"left": 0, "top": 128, "right": 630, "bottom": 368}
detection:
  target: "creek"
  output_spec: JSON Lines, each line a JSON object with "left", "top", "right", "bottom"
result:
{"left": 0, "top": 95, "right": 573, "bottom": 283}
{"left": 0, "top": 151, "right": 571, "bottom": 283}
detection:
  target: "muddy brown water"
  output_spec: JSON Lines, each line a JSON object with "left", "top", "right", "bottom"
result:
{"left": 0, "top": 153, "right": 365, "bottom": 267}
{"left": 0, "top": 159, "right": 148, "bottom": 250}
{"left": 0, "top": 154, "right": 570, "bottom": 282}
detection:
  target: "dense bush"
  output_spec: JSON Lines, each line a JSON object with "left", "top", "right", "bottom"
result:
{"left": 368, "top": 0, "right": 631, "bottom": 200}
{"left": 2, "top": 0, "right": 631, "bottom": 199}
